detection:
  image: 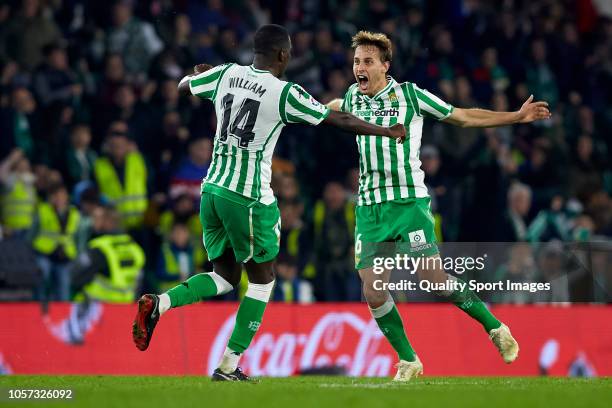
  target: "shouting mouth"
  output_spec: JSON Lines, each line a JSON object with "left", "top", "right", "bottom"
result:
{"left": 357, "top": 74, "right": 369, "bottom": 92}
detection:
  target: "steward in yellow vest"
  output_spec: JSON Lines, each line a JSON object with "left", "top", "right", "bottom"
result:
{"left": 30, "top": 184, "right": 81, "bottom": 301}
{"left": 0, "top": 150, "right": 36, "bottom": 234}
{"left": 32, "top": 185, "right": 81, "bottom": 261}
{"left": 2, "top": 177, "right": 37, "bottom": 232}
{"left": 94, "top": 129, "right": 148, "bottom": 230}
{"left": 70, "top": 205, "right": 145, "bottom": 303}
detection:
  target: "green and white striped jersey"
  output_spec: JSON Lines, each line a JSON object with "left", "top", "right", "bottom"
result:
{"left": 189, "top": 63, "right": 330, "bottom": 205}
{"left": 341, "top": 77, "right": 454, "bottom": 206}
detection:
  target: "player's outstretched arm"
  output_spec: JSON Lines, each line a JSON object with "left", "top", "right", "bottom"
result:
{"left": 323, "top": 110, "right": 406, "bottom": 143}
{"left": 444, "top": 95, "right": 551, "bottom": 128}
{"left": 178, "top": 64, "right": 214, "bottom": 96}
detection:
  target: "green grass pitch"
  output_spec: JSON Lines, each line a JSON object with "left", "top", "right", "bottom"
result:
{"left": 1, "top": 376, "right": 610, "bottom": 408}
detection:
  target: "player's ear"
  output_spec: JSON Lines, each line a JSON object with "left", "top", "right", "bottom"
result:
{"left": 279, "top": 49, "right": 290, "bottom": 63}
{"left": 382, "top": 61, "right": 390, "bottom": 73}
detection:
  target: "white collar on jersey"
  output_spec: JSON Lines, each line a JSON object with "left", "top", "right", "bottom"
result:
{"left": 249, "top": 65, "right": 271, "bottom": 74}
{"left": 358, "top": 75, "right": 396, "bottom": 100}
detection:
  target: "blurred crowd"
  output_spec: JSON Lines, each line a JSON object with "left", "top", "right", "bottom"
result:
{"left": 0, "top": 0, "right": 611, "bottom": 303}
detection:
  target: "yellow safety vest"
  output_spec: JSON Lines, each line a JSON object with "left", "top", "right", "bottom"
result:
{"left": 32, "top": 203, "right": 80, "bottom": 259}
{"left": 158, "top": 242, "right": 193, "bottom": 292}
{"left": 94, "top": 153, "right": 148, "bottom": 229}
{"left": 1, "top": 179, "right": 36, "bottom": 230}
{"left": 82, "top": 234, "right": 145, "bottom": 303}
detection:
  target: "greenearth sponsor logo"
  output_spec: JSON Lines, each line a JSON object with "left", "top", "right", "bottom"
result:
{"left": 354, "top": 108, "right": 399, "bottom": 117}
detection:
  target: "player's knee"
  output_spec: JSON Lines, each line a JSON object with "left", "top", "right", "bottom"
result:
{"left": 208, "top": 272, "right": 235, "bottom": 295}
{"left": 245, "top": 261, "right": 275, "bottom": 284}
{"left": 226, "top": 274, "right": 242, "bottom": 288}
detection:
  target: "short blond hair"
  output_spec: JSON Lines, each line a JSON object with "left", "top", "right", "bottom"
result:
{"left": 351, "top": 31, "right": 393, "bottom": 62}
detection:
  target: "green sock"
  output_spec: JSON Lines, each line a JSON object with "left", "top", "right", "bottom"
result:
{"left": 371, "top": 300, "right": 416, "bottom": 362}
{"left": 166, "top": 273, "right": 220, "bottom": 307}
{"left": 226, "top": 281, "right": 273, "bottom": 353}
{"left": 448, "top": 277, "right": 501, "bottom": 332}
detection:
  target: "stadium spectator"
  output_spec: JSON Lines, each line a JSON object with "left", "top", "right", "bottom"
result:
{"left": 0, "top": 87, "right": 37, "bottom": 160}
{"left": 278, "top": 197, "right": 314, "bottom": 281}
{"left": 102, "top": 84, "right": 152, "bottom": 148}
{"left": 156, "top": 222, "right": 195, "bottom": 293}
{"left": 587, "top": 191, "right": 612, "bottom": 237}
{"left": 96, "top": 54, "right": 127, "bottom": 116}
{"left": 158, "top": 193, "right": 206, "bottom": 271}
{"left": 105, "top": 0, "right": 163, "bottom": 80}
{"left": 0, "top": 149, "right": 36, "bottom": 237}
{"left": 518, "top": 145, "right": 561, "bottom": 212}
{"left": 275, "top": 173, "right": 301, "bottom": 203}
{"left": 168, "top": 137, "right": 212, "bottom": 202}
{"left": 526, "top": 39, "right": 559, "bottom": 110}
{"left": 1, "top": 0, "right": 62, "bottom": 71}
{"left": 94, "top": 122, "right": 148, "bottom": 231}
{"left": 471, "top": 47, "right": 509, "bottom": 103}
{"left": 312, "top": 181, "right": 358, "bottom": 301}
{"left": 272, "top": 254, "right": 314, "bottom": 304}
{"left": 421, "top": 145, "right": 453, "bottom": 240}
{"left": 64, "top": 124, "right": 97, "bottom": 188}
{"left": 73, "top": 184, "right": 101, "bottom": 253}
{"left": 31, "top": 183, "right": 81, "bottom": 301}
{"left": 167, "top": 14, "right": 197, "bottom": 69}
{"left": 496, "top": 183, "right": 533, "bottom": 242}
{"left": 568, "top": 135, "right": 605, "bottom": 203}
{"left": 32, "top": 44, "right": 80, "bottom": 107}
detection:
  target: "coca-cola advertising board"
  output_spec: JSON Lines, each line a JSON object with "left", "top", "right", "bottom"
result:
{"left": 0, "top": 303, "right": 610, "bottom": 376}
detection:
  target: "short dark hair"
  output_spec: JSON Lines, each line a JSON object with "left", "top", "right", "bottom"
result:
{"left": 253, "top": 24, "right": 290, "bottom": 56}
{"left": 351, "top": 31, "right": 393, "bottom": 62}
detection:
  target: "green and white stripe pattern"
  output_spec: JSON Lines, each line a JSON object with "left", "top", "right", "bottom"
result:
{"left": 341, "top": 77, "right": 454, "bottom": 206}
{"left": 190, "top": 64, "right": 330, "bottom": 205}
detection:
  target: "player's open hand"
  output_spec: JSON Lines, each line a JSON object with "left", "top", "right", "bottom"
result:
{"left": 388, "top": 123, "right": 406, "bottom": 144}
{"left": 194, "top": 64, "right": 213, "bottom": 74}
{"left": 517, "top": 95, "right": 551, "bottom": 123}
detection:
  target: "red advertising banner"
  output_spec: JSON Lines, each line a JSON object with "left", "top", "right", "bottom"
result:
{"left": 0, "top": 303, "right": 610, "bottom": 377}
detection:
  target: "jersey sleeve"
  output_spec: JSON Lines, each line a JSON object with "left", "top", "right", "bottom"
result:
{"left": 340, "top": 84, "right": 356, "bottom": 113}
{"left": 188, "top": 63, "right": 232, "bottom": 101}
{"left": 411, "top": 83, "right": 454, "bottom": 120}
{"left": 279, "top": 84, "right": 331, "bottom": 125}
